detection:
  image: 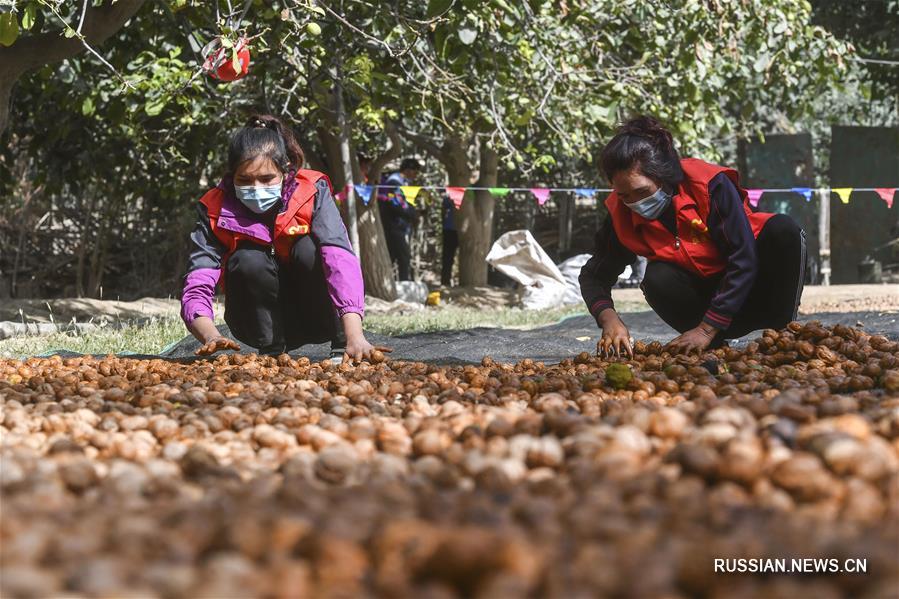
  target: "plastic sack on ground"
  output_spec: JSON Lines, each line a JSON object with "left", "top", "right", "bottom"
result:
{"left": 486, "top": 230, "right": 568, "bottom": 309}
{"left": 395, "top": 281, "right": 429, "bottom": 304}
{"left": 556, "top": 254, "right": 591, "bottom": 306}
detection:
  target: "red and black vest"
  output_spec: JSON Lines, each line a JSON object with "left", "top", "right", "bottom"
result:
{"left": 199, "top": 169, "right": 328, "bottom": 288}
{"left": 606, "top": 158, "right": 774, "bottom": 278}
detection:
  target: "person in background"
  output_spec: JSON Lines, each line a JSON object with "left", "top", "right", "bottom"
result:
{"left": 378, "top": 158, "right": 421, "bottom": 281}
{"left": 181, "top": 114, "right": 388, "bottom": 363}
{"left": 441, "top": 194, "right": 458, "bottom": 286}
{"left": 580, "top": 115, "right": 806, "bottom": 356}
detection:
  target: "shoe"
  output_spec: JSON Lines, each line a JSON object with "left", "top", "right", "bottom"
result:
{"left": 258, "top": 343, "right": 286, "bottom": 357}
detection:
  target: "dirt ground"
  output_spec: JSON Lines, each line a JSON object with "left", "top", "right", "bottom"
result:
{"left": 1, "top": 284, "right": 896, "bottom": 325}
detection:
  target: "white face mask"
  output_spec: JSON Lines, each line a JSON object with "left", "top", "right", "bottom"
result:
{"left": 625, "top": 187, "right": 672, "bottom": 220}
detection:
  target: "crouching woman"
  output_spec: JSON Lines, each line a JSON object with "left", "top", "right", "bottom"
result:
{"left": 180, "top": 114, "right": 387, "bottom": 362}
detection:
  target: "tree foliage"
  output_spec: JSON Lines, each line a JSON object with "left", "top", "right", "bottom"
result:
{"left": 0, "top": 0, "right": 856, "bottom": 297}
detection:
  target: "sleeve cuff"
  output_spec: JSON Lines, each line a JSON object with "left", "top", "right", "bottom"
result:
{"left": 337, "top": 306, "right": 365, "bottom": 320}
{"left": 703, "top": 309, "right": 732, "bottom": 330}
{"left": 589, "top": 298, "right": 614, "bottom": 319}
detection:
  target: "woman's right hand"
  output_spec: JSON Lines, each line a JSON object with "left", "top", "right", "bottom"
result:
{"left": 597, "top": 309, "right": 633, "bottom": 358}
{"left": 195, "top": 335, "right": 240, "bottom": 356}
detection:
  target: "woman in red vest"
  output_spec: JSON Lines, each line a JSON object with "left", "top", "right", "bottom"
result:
{"left": 181, "top": 114, "right": 388, "bottom": 362}
{"left": 580, "top": 116, "right": 806, "bottom": 356}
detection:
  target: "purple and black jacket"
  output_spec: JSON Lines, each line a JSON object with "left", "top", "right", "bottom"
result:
{"left": 180, "top": 174, "right": 365, "bottom": 326}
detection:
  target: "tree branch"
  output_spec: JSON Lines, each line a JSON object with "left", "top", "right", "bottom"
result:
{"left": 398, "top": 126, "right": 448, "bottom": 163}
{"left": 1, "top": 0, "right": 147, "bottom": 78}
{"left": 368, "top": 118, "right": 402, "bottom": 183}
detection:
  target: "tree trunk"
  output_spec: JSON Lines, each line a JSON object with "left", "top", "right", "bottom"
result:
{"left": 455, "top": 140, "right": 497, "bottom": 286}
{"left": 316, "top": 122, "right": 397, "bottom": 300}
{"left": 0, "top": 73, "right": 12, "bottom": 137}
{"left": 0, "top": 0, "right": 147, "bottom": 135}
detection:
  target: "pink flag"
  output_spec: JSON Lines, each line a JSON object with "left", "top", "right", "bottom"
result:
{"left": 446, "top": 187, "right": 466, "bottom": 209}
{"left": 335, "top": 184, "right": 349, "bottom": 203}
{"left": 746, "top": 189, "right": 764, "bottom": 208}
{"left": 875, "top": 188, "right": 896, "bottom": 209}
{"left": 531, "top": 188, "right": 551, "bottom": 206}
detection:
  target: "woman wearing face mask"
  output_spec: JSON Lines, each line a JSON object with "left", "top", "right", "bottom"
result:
{"left": 181, "top": 114, "right": 388, "bottom": 362}
{"left": 580, "top": 116, "right": 806, "bottom": 356}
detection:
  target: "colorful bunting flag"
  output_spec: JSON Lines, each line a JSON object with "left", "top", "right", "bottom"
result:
{"left": 575, "top": 188, "right": 597, "bottom": 197}
{"left": 446, "top": 186, "right": 466, "bottom": 209}
{"left": 400, "top": 185, "right": 422, "bottom": 206}
{"left": 530, "top": 188, "right": 551, "bottom": 206}
{"left": 832, "top": 188, "right": 853, "bottom": 204}
{"left": 875, "top": 188, "right": 896, "bottom": 209}
{"left": 746, "top": 189, "right": 764, "bottom": 208}
{"left": 354, "top": 184, "right": 373, "bottom": 206}
{"left": 792, "top": 187, "right": 813, "bottom": 202}
{"left": 488, "top": 187, "right": 511, "bottom": 197}
{"left": 335, "top": 184, "right": 349, "bottom": 204}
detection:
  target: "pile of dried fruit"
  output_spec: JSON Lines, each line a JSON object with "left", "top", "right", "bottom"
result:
{"left": 2, "top": 322, "right": 898, "bottom": 598}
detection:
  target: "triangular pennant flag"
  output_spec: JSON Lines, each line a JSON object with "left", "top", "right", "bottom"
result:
{"left": 400, "top": 185, "right": 422, "bottom": 206}
{"left": 531, "top": 188, "right": 551, "bottom": 206}
{"left": 488, "top": 187, "right": 511, "bottom": 197}
{"left": 446, "top": 186, "right": 466, "bottom": 209}
{"left": 354, "top": 184, "right": 373, "bottom": 206}
{"left": 875, "top": 188, "right": 896, "bottom": 209}
{"left": 575, "top": 188, "right": 597, "bottom": 197}
{"left": 792, "top": 187, "right": 813, "bottom": 202}
{"left": 335, "top": 184, "right": 349, "bottom": 204}
{"left": 746, "top": 189, "right": 764, "bottom": 208}
{"left": 832, "top": 188, "right": 853, "bottom": 204}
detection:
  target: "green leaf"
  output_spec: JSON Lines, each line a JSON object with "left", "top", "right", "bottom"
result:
{"left": 144, "top": 97, "right": 166, "bottom": 116}
{"left": 231, "top": 48, "right": 240, "bottom": 73}
{"left": 0, "top": 13, "right": 20, "bottom": 46}
{"left": 81, "top": 97, "right": 94, "bottom": 116}
{"left": 21, "top": 3, "right": 37, "bottom": 31}
{"left": 426, "top": 0, "right": 453, "bottom": 19}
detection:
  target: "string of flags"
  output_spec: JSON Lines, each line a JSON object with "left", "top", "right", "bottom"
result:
{"left": 334, "top": 184, "right": 897, "bottom": 210}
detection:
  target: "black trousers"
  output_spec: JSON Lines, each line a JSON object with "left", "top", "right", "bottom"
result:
{"left": 224, "top": 237, "right": 343, "bottom": 353}
{"left": 385, "top": 229, "right": 412, "bottom": 281}
{"left": 641, "top": 214, "right": 806, "bottom": 340}
{"left": 441, "top": 229, "right": 458, "bottom": 286}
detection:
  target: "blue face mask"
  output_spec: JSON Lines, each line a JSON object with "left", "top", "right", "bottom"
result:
{"left": 235, "top": 182, "right": 283, "bottom": 214}
{"left": 625, "top": 187, "right": 672, "bottom": 220}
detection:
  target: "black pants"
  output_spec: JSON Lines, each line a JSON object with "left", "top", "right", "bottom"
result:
{"left": 441, "top": 229, "right": 458, "bottom": 286}
{"left": 641, "top": 214, "right": 806, "bottom": 340}
{"left": 385, "top": 229, "right": 412, "bottom": 281}
{"left": 224, "top": 237, "right": 343, "bottom": 353}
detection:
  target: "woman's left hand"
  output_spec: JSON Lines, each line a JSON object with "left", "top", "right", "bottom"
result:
{"left": 666, "top": 323, "right": 718, "bottom": 354}
{"left": 343, "top": 335, "right": 393, "bottom": 364}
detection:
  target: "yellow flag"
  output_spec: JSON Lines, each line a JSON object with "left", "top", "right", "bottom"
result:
{"left": 832, "top": 188, "right": 853, "bottom": 204}
{"left": 400, "top": 186, "right": 422, "bottom": 206}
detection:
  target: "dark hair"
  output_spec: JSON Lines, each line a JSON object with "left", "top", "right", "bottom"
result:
{"left": 600, "top": 116, "right": 683, "bottom": 189}
{"left": 227, "top": 114, "right": 304, "bottom": 174}
{"left": 400, "top": 158, "right": 422, "bottom": 172}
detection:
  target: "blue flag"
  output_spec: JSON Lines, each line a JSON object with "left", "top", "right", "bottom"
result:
{"left": 354, "top": 184, "right": 374, "bottom": 205}
{"left": 575, "top": 188, "right": 597, "bottom": 197}
{"left": 792, "top": 187, "right": 813, "bottom": 202}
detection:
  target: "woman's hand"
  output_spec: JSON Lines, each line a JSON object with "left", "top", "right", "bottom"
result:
{"left": 666, "top": 323, "right": 718, "bottom": 354}
{"left": 596, "top": 308, "right": 633, "bottom": 359}
{"left": 343, "top": 334, "right": 392, "bottom": 364}
{"left": 195, "top": 335, "right": 240, "bottom": 356}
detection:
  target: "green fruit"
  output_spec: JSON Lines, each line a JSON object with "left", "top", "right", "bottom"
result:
{"left": 306, "top": 22, "right": 321, "bottom": 36}
{"left": 0, "top": 13, "right": 20, "bottom": 47}
{"left": 605, "top": 363, "right": 633, "bottom": 390}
